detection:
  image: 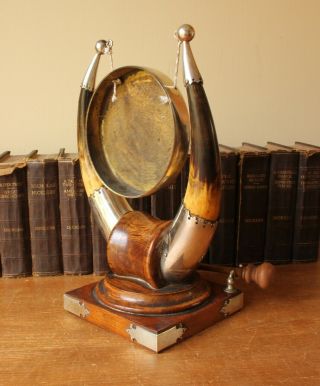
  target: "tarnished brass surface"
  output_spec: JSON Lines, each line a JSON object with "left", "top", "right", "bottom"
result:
{"left": 87, "top": 66, "right": 189, "bottom": 198}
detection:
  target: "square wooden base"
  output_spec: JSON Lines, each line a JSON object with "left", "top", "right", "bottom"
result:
{"left": 64, "top": 280, "right": 243, "bottom": 352}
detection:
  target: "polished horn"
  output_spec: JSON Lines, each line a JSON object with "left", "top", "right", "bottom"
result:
{"left": 78, "top": 26, "right": 221, "bottom": 288}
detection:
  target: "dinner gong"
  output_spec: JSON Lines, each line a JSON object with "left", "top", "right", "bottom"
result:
{"left": 65, "top": 24, "right": 275, "bottom": 352}
{"left": 86, "top": 66, "right": 189, "bottom": 198}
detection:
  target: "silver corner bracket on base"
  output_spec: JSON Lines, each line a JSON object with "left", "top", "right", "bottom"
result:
{"left": 64, "top": 294, "right": 90, "bottom": 318}
{"left": 220, "top": 291, "right": 244, "bottom": 317}
{"left": 126, "top": 323, "right": 186, "bottom": 353}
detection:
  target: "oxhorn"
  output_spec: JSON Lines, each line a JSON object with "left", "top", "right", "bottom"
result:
{"left": 159, "top": 25, "right": 221, "bottom": 282}
{"left": 78, "top": 40, "right": 132, "bottom": 239}
{"left": 78, "top": 26, "right": 221, "bottom": 288}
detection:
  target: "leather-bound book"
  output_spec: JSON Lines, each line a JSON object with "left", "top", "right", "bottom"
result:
{"left": 210, "top": 145, "right": 238, "bottom": 266}
{"left": 292, "top": 142, "right": 320, "bottom": 262}
{"left": 0, "top": 150, "right": 37, "bottom": 277}
{"left": 27, "top": 151, "right": 63, "bottom": 276}
{"left": 90, "top": 212, "right": 108, "bottom": 275}
{"left": 151, "top": 175, "right": 182, "bottom": 220}
{"left": 128, "top": 196, "right": 151, "bottom": 214}
{"left": 58, "top": 152, "right": 92, "bottom": 274}
{"left": 264, "top": 142, "right": 299, "bottom": 264}
{"left": 235, "top": 143, "right": 270, "bottom": 265}
{"left": 150, "top": 156, "right": 189, "bottom": 221}
{"left": 150, "top": 188, "right": 169, "bottom": 220}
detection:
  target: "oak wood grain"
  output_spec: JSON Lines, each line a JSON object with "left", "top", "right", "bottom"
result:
{"left": 1, "top": 263, "right": 320, "bottom": 386}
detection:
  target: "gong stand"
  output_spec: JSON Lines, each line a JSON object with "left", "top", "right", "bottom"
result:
{"left": 64, "top": 25, "right": 275, "bottom": 353}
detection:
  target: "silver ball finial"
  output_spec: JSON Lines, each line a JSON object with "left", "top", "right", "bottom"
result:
{"left": 176, "top": 24, "right": 195, "bottom": 42}
{"left": 95, "top": 40, "right": 107, "bottom": 53}
{"left": 95, "top": 40, "right": 112, "bottom": 54}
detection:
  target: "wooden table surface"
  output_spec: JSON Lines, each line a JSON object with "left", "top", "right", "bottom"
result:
{"left": 0, "top": 263, "right": 319, "bottom": 386}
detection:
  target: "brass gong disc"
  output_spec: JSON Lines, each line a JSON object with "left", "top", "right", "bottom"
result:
{"left": 86, "top": 66, "right": 189, "bottom": 198}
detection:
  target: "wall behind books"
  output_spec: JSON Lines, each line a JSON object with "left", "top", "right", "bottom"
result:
{"left": 1, "top": 0, "right": 319, "bottom": 154}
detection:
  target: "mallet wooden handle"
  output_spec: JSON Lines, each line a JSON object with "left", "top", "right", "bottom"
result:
{"left": 198, "top": 262, "right": 275, "bottom": 289}
{"left": 239, "top": 262, "right": 275, "bottom": 289}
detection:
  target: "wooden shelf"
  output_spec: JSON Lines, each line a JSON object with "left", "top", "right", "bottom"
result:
{"left": 1, "top": 262, "right": 320, "bottom": 385}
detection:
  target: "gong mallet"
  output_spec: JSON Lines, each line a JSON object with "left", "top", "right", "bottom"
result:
{"left": 199, "top": 262, "right": 276, "bottom": 290}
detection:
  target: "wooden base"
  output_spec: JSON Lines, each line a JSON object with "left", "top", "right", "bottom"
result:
{"left": 64, "top": 275, "right": 243, "bottom": 352}
{"left": 94, "top": 273, "right": 213, "bottom": 314}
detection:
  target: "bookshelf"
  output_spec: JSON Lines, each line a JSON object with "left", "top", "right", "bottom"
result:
{"left": 1, "top": 262, "right": 319, "bottom": 385}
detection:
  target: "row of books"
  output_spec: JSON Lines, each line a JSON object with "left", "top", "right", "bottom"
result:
{"left": 211, "top": 141, "right": 320, "bottom": 266}
{"left": 0, "top": 141, "right": 319, "bottom": 277}
{"left": 0, "top": 150, "right": 107, "bottom": 277}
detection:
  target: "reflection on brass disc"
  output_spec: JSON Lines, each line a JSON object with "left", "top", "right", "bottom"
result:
{"left": 102, "top": 71, "right": 174, "bottom": 193}
{"left": 86, "top": 66, "right": 189, "bottom": 198}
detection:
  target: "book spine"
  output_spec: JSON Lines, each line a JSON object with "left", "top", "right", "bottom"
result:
{"left": 151, "top": 175, "right": 181, "bottom": 220}
{"left": 151, "top": 189, "right": 167, "bottom": 219}
{"left": 236, "top": 153, "right": 270, "bottom": 265}
{"left": 129, "top": 197, "right": 151, "bottom": 214}
{"left": 210, "top": 152, "right": 238, "bottom": 265}
{"left": 27, "top": 160, "right": 62, "bottom": 275}
{"left": 58, "top": 159, "right": 93, "bottom": 274}
{"left": 292, "top": 151, "right": 320, "bottom": 262}
{"left": 0, "top": 167, "right": 32, "bottom": 277}
{"left": 91, "top": 212, "right": 108, "bottom": 275}
{"left": 264, "top": 152, "right": 299, "bottom": 264}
